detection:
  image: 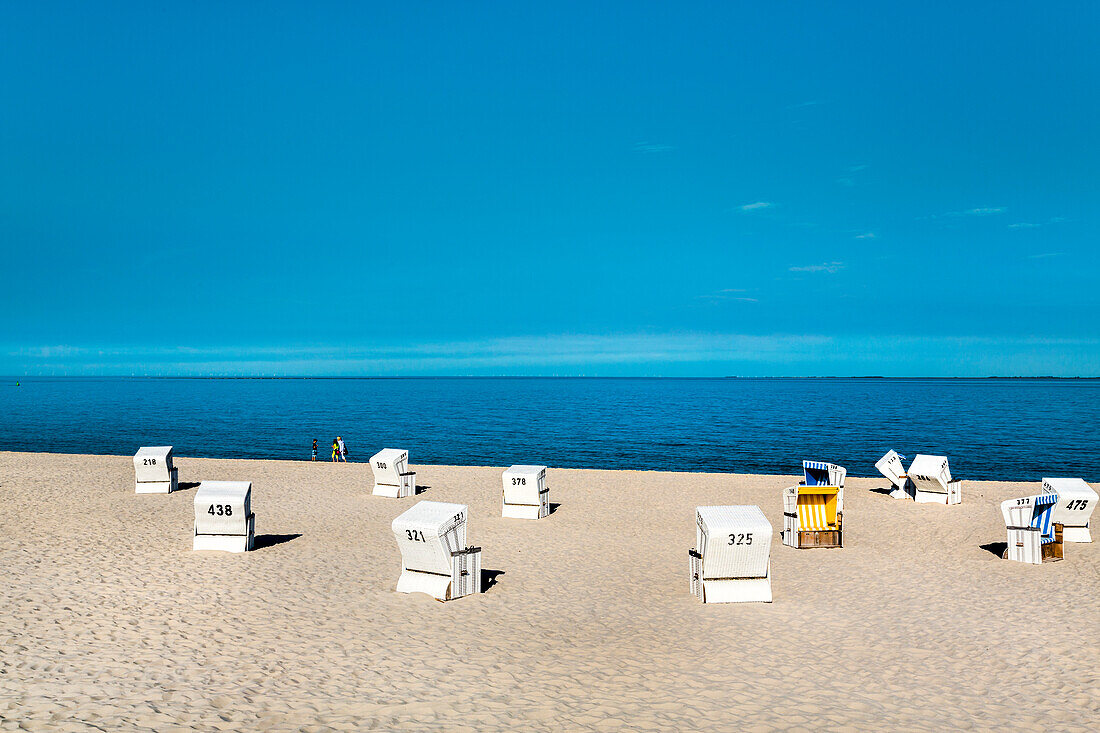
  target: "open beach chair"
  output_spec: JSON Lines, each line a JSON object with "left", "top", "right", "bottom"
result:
{"left": 875, "top": 450, "right": 914, "bottom": 500}
{"left": 502, "top": 465, "right": 550, "bottom": 519}
{"left": 193, "top": 481, "right": 255, "bottom": 553}
{"left": 133, "top": 446, "right": 178, "bottom": 494}
{"left": 802, "top": 459, "right": 846, "bottom": 512}
{"left": 1000, "top": 494, "right": 1062, "bottom": 564}
{"left": 782, "top": 485, "right": 842, "bottom": 549}
{"left": 907, "top": 454, "right": 962, "bottom": 505}
{"left": 1042, "top": 477, "right": 1098, "bottom": 543}
{"left": 690, "top": 505, "right": 772, "bottom": 603}
{"left": 371, "top": 448, "right": 417, "bottom": 498}
{"left": 392, "top": 501, "right": 482, "bottom": 601}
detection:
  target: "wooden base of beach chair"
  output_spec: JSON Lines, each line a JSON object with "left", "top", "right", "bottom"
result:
{"left": 1003, "top": 523, "right": 1064, "bottom": 563}
{"left": 796, "top": 529, "right": 842, "bottom": 548}
{"left": 1042, "top": 524, "right": 1064, "bottom": 562}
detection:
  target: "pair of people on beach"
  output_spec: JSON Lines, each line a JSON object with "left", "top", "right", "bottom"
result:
{"left": 311, "top": 437, "right": 348, "bottom": 462}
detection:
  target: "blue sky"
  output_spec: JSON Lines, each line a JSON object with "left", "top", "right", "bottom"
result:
{"left": 2, "top": 2, "right": 1098, "bottom": 376}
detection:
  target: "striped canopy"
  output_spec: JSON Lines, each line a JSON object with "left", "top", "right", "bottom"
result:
{"left": 803, "top": 460, "right": 834, "bottom": 486}
{"left": 797, "top": 487, "right": 839, "bottom": 531}
{"left": 1031, "top": 493, "right": 1058, "bottom": 543}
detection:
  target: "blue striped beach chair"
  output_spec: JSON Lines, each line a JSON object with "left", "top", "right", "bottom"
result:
{"left": 801, "top": 460, "right": 846, "bottom": 513}
{"left": 1000, "top": 493, "right": 1063, "bottom": 564}
{"left": 802, "top": 460, "right": 846, "bottom": 488}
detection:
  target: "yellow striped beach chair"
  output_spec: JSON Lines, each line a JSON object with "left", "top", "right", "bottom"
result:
{"left": 783, "top": 486, "right": 842, "bottom": 549}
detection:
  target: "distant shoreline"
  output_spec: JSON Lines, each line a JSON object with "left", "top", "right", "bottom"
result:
{"left": 5, "top": 375, "right": 1099, "bottom": 381}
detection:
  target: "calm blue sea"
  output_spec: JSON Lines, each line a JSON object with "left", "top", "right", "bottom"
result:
{"left": 1, "top": 377, "right": 1097, "bottom": 481}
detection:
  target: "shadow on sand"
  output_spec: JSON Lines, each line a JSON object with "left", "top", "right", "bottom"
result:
{"left": 176, "top": 482, "right": 202, "bottom": 492}
{"left": 253, "top": 533, "right": 303, "bottom": 550}
{"left": 979, "top": 541, "right": 1007, "bottom": 559}
{"left": 481, "top": 569, "right": 504, "bottom": 592}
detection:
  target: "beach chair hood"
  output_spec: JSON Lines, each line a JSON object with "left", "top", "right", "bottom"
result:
{"left": 371, "top": 449, "right": 409, "bottom": 484}
{"left": 696, "top": 505, "right": 772, "bottom": 579}
{"left": 134, "top": 446, "right": 174, "bottom": 483}
{"left": 392, "top": 501, "right": 468, "bottom": 577}
{"left": 194, "top": 481, "right": 253, "bottom": 536}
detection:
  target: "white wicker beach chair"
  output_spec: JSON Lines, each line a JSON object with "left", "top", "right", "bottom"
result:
{"left": 392, "top": 501, "right": 482, "bottom": 601}
{"left": 782, "top": 485, "right": 842, "bottom": 549}
{"left": 371, "top": 448, "right": 416, "bottom": 498}
{"left": 133, "top": 446, "right": 178, "bottom": 494}
{"left": 802, "top": 460, "right": 846, "bottom": 511}
{"left": 193, "top": 481, "right": 255, "bottom": 552}
{"left": 907, "top": 454, "right": 962, "bottom": 505}
{"left": 502, "top": 465, "right": 549, "bottom": 519}
{"left": 875, "top": 450, "right": 913, "bottom": 500}
{"left": 690, "top": 506, "right": 772, "bottom": 603}
{"left": 1042, "top": 478, "right": 1097, "bottom": 543}
{"left": 1001, "top": 494, "right": 1062, "bottom": 564}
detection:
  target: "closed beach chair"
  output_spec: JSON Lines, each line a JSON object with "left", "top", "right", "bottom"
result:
{"left": 875, "top": 450, "right": 914, "bottom": 500}
{"left": 501, "top": 465, "right": 550, "bottom": 519}
{"left": 193, "top": 481, "right": 255, "bottom": 553}
{"left": 1042, "top": 477, "right": 1098, "bottom": 543}
{"left": 782, "top": 485, "right": 842, "bottom": 549}
{"left": 392, "top": 501, "right": 482, "bottom": 601}
{"left": 133, "top": 446, "right": 178, "bottom": 494}
{"left": 689, "top": 505, "right": 772, "bottom": 603}
{"left": 906, "top": 454, "right": 962, "bottom": 505}
{"left": 802, "top": 459, "right": 846, "bottom": 511}
{"left": 371, "top": 448, "right": 416, "bottom": 498}
{"left": 1001, "top": 494, "right": 1062, "bottom": 564}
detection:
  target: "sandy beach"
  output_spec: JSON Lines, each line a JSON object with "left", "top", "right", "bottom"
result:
{"left": 1, "top": 451, "right": 1097, "bottom": 731}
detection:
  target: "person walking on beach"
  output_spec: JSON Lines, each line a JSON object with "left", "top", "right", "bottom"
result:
{"left": 331, "top": 438, "right": 339, "bottom": 462}
{"left": 337, "top": 436, "right": 348, "bottom": 462}
{"left": 311, "top": 438, "right": 318, "bottom": 462}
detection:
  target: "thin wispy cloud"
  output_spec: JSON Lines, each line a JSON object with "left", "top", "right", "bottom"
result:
{"left": 837, "top": 164, "right": 867, "bottom": 187}
{"left": 920, "top": 206, "right": 1008, "bottom": 221}
{"left": 1009, "top": 217, "right": 1066, "bottom": 230}
{"left": 633, "top": 141, "right": 675, "bottom": 153}
{"left": 739, "top": 201, "right": 773, "bottom": 211}
{"left": 790, "top": 261, "right": 845, "bottom": 274}
{"left": 698, "top": 288, "right": 759, "bottom": 304}
{"left": 854, "top": 232, "right": 876, "bottom": 239}
{"left": 787, "top": 101, "right": 820, "bottom": 110}
{"left": 1026, "top": 252, "right": 1063, "bottom": 260}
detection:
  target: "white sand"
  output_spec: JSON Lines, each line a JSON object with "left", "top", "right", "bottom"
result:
{"left": 1, "top": 451, "right": 1097, "bottom": 731}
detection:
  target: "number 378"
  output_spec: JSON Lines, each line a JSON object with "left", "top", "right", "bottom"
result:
{"left": 728, "top": 533, "right": 753, "bottom": 545}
